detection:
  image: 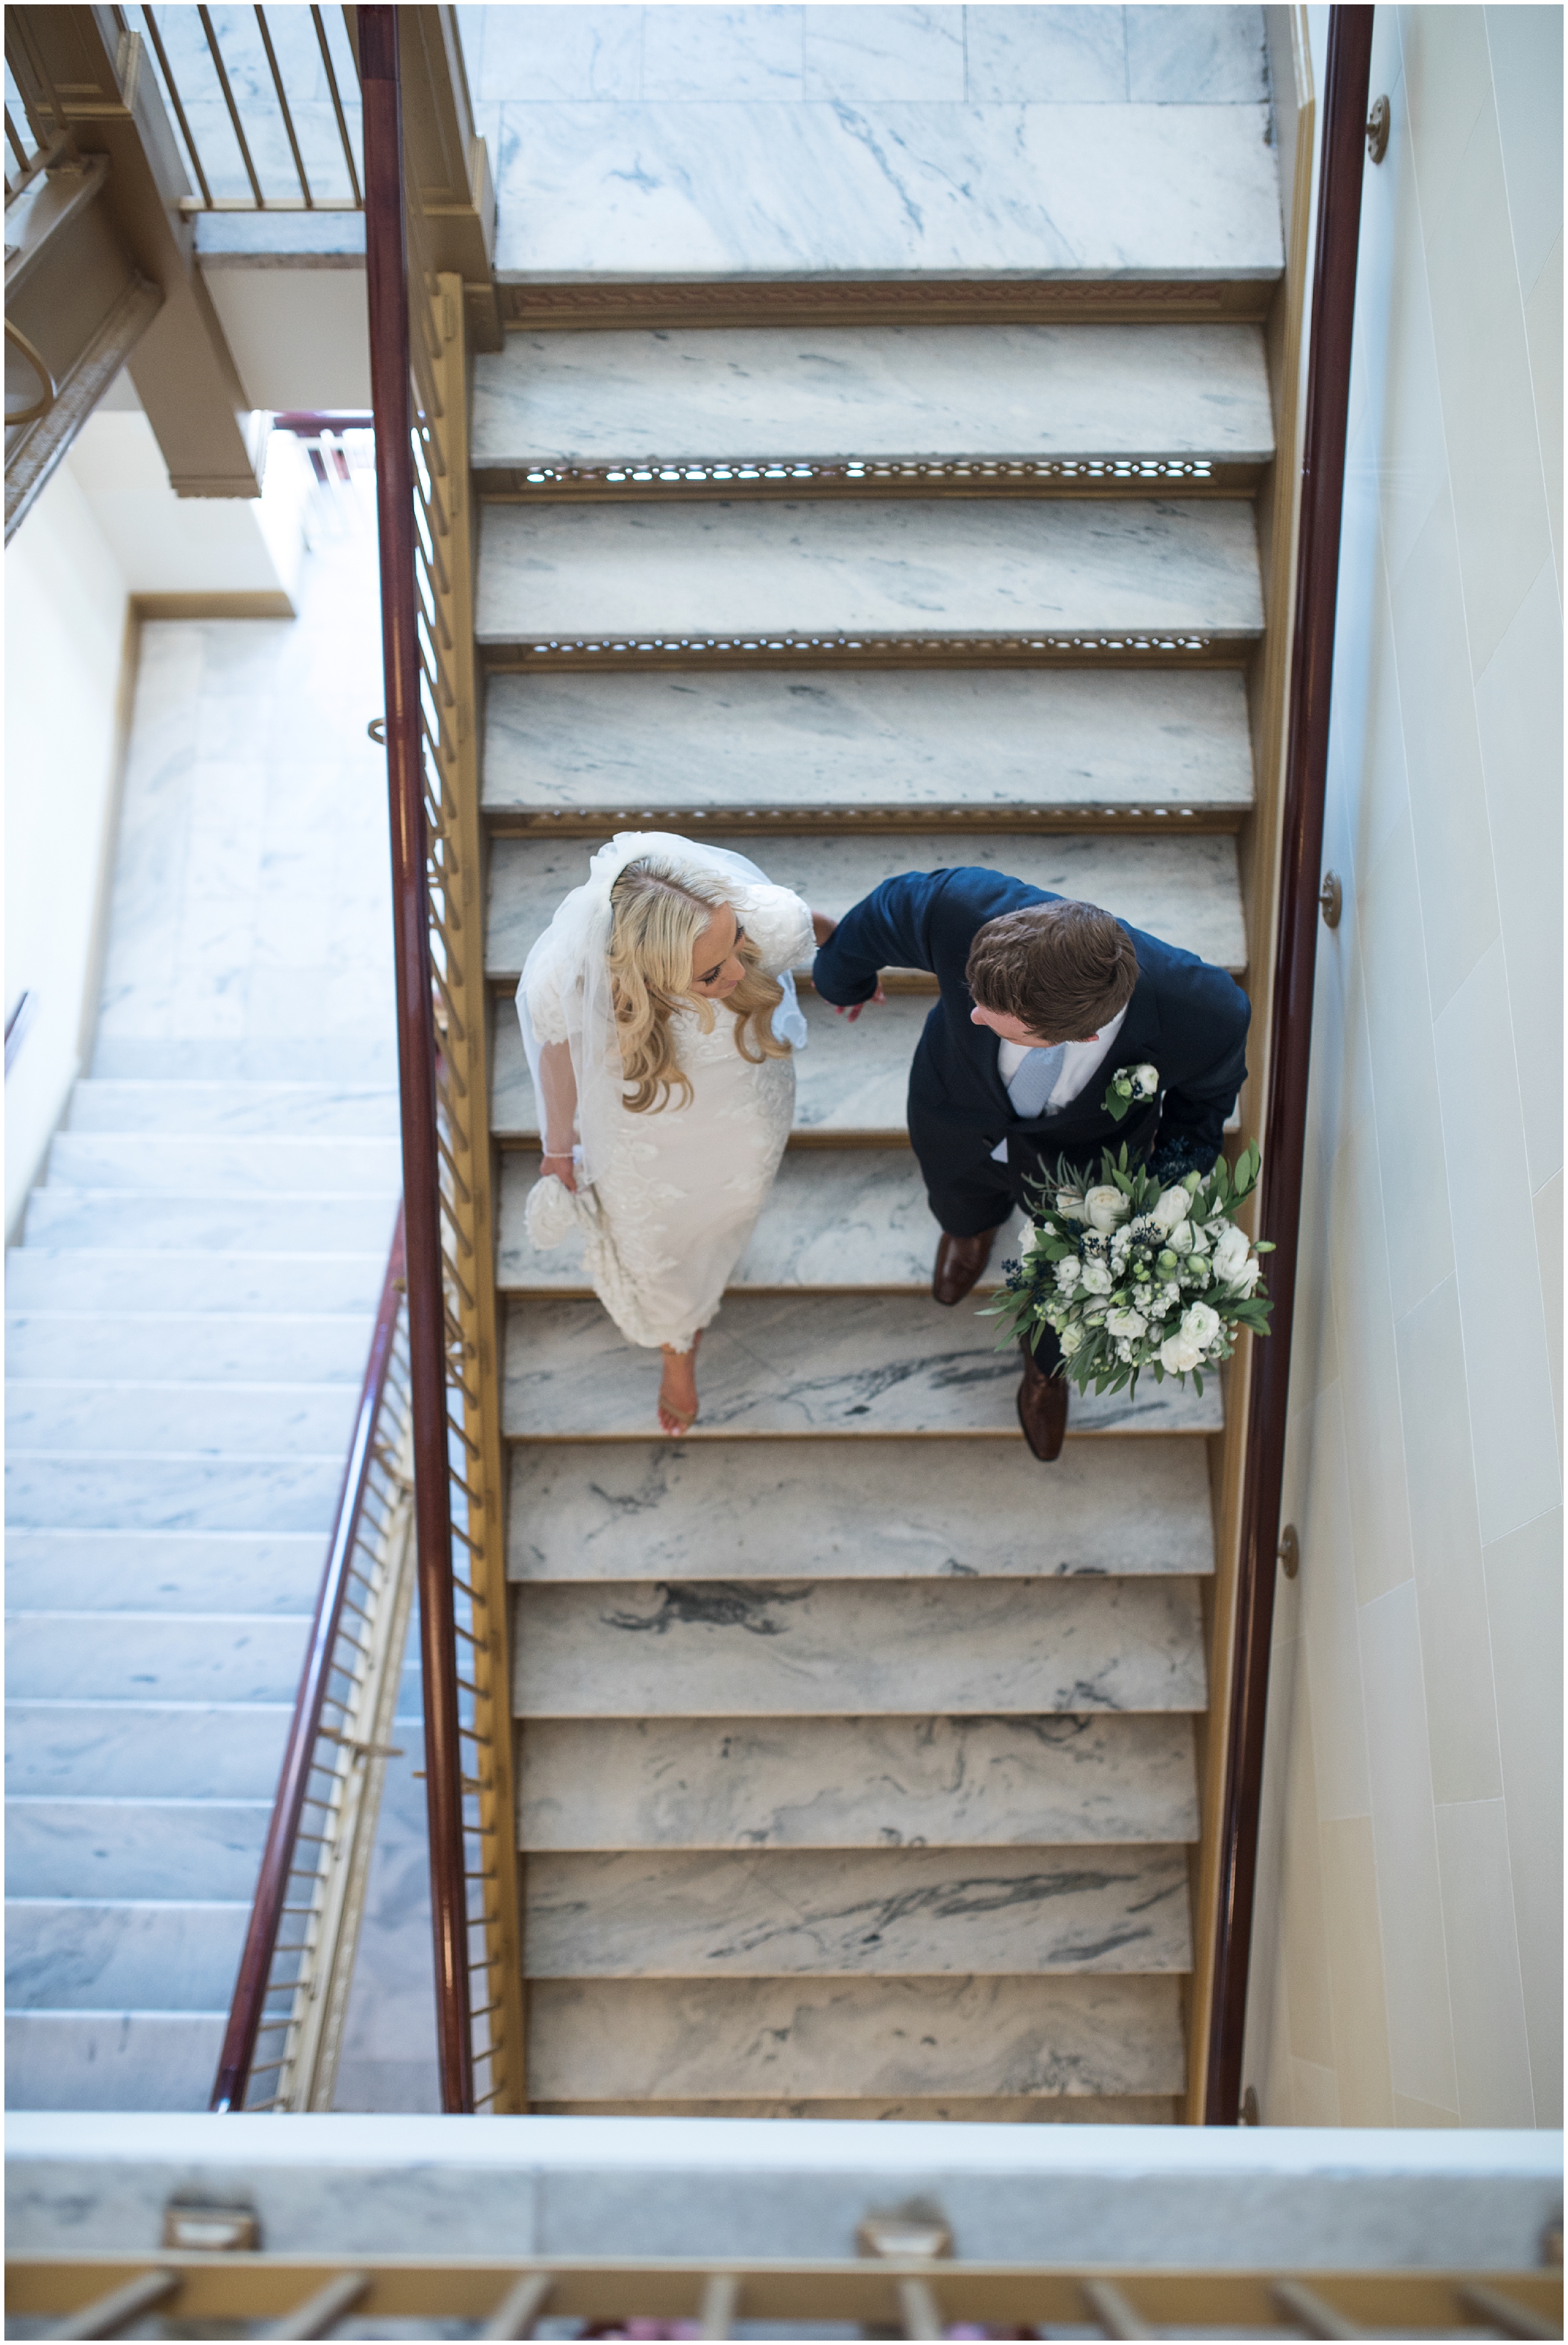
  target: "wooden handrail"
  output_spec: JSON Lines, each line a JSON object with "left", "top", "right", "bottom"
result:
{"left": 211, "top": 1208, "right": 408, "bottom": 2113}
{"left": 1204, "top": 4, "right": 1375, "bottom": 2122}
{"left": 360, "top": 1, "right": 474, "bottom": 2113}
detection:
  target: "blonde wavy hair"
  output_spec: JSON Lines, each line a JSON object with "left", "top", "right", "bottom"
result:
{"left": 608, "top": 857, "right": 792, "bottom": 1113}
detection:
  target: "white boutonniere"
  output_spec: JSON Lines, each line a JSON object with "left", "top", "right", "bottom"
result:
{"left": 1102, "top": 1063, "right": 1159, "bottom": 1123}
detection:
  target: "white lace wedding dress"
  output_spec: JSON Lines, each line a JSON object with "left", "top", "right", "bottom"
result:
{"left": 521, "top": 881, "right": 815, "bottom": 1352}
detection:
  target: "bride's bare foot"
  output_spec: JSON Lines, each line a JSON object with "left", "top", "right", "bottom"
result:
{"left": 657, "top": 1336, "right": 700, "bottom": 1436}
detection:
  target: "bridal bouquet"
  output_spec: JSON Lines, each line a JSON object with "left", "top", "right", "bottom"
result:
{"left": 982, "top": 1142, "right": 1273, "bottom": 1398}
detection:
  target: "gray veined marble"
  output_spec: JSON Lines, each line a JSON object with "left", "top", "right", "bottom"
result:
{"left": 19, "top": 1189, "right": 400, "bottom": 1258}
{"left": 485, "top": 831, "right": 1248, "bottom": 982}
{"left": 512, "top": 1575, "right": 1206, "bottom": 1718}
{"left": 5, "top": 1380, "right": 359, "bottom": 1459}
{"left": 504, "top": 1293, "right": 1224, "bottom": 1438}
{"left": 476, "top": 496, "right": 1264, "bottom": 646}
{"left": 491, "top": 988, "right": 924, "bottom": 1142}
{"left": 4, "top": 1531, "right": 327, "bottom": 1614}
{"left": 517, "top": 1713, "right": 1199, "bottom": 1850}
{"left": 63, "top": 1080, "right": 401, "bottom": 1137}
{"left": 6, "top": 1797, "right": 270, "bottom": 1903}
{"left": 7, "top": 1701, "right": 291, "bottom": 1800}
{"left": 3, "top": 1455, "right": 342, "bottom": 1535}
{"left": 525, "top": 1974, "right": 1185, "bottom": 2100}
{"left": 4, "top": 2011, "right": 226, "bottom": 2114}
{"left": 506, "top": 1437, "right": 1216, "bottom": 1580}
{"left": 4, "top": 1248, "right": 388, "bottom": 1317}
{"left": 5, "top": 1312, "right": 375, "bottom": 1387}
{"left": 6, "top": 1899, "right": 249, "bottom": 2013}
{"left": 480, "top": 667, "right": 1257, "bottom": 816}
{"left": 43, "top": 1133, "right": 401, "bottom": 1197}
{"left": 529, "top": 2093, "right": 1176, "bottom": 2123}
{"left": 472, "top": 324, "right": 1273, "bottom": 471}
{"left": 6, "top": 1614, "right": 310, "bottom": 1706}
{"left": 524, "top": 1844, "right": 1192, "bottom": 1976}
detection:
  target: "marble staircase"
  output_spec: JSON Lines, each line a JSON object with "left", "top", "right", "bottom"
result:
{"left": 4, "top": 1073, "right": 401, "bottom": 2108}
{"left": 474, "top": 98, "right": 1280, "bottom": 2113}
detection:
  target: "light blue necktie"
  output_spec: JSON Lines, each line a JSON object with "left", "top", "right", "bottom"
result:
{"left": 1007, "top": 1041, "right": 1067, "bottom": 1120}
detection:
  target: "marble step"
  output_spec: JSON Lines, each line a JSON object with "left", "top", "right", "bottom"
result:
{"left": 4, "top": 1249, "right": 388, "bottom": 1317}
{"left": 44, "top": 1134, "right": 403, "bottom": 1196}
{"left": 534, "top": 2095, "right": 1176, "bottom": 2123}
{"left": 472, "top": 323, "right": 1273, "bottom": 483}
{"left": 4, "top": 1455, "right": 342, "bottom": 1534}
{"left": 65, "top": 1081, "right": 401, "bottom": 1137}
{"left": 6, "top": 1797, "right": 270, "bottom": 1901}
{"left": 7, "top": 1614, "right": 309, "bottom": 1705}
{"left": 5, "top": 1531, "right": 327, "bottom": 1615}
{"left": 6, "top": 1381, "right": 359, "bottom": 1458}
{"left": 482, "top": 668, "right": 1256, "bottom": 823}
{"left": 504, "top": 1295, "right": 1224, "bottom": 1440}
{"left": 524, "top": 1845, "right": 1191, "bottom": 1979}
{"left": 19, "top": 1188, "right": 400, "bottom": 1257}
{"left": 500, "top": 1149, "right": 1024, "bottom": 1296}
{"left": 485, "top": 831, "right": 1248, "bottom": 984}
{"left": 512, "top": 1578, "right": 1205, "bottom": 1719}
{"left": 508, "top": 1438, "right": 1215, "bottom": 1582}
{"left": 6, "top": 1898, "right": 248, "bottom": 2012}
{"left": 526, "top": 1975, "right": 1185, "bottom": 2102}
{"left": 518, "top": 1713, "right": 1199, "bottom": 1851}
{"left": 7, "top": 1701, "right": 290, "bottom": 1799}
{"left": 4, "top": 2009, "right": 224, "bottom": 2112}
{"left": 5, "top": 1312, "right": 374, "bottom": 1386}
{"left": 475, "top": 498, "right": 1264, "bottom": 654}
{"left": 492, "top": 988, "right": 923, "bottom": 1143}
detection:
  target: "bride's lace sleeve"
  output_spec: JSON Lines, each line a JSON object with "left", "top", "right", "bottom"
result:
{"left": 520, "top": 935, "right": 573, "bottom": 1045}
{"left": 738, "top": 883, "right": 815, "bottom": 979}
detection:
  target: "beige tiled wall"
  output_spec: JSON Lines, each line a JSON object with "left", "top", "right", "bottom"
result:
{"left": 1244, "top": 4, "right": 1562, "bottom": 2129}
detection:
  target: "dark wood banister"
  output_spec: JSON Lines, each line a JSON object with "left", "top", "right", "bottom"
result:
{"left": 211, "top": 1207, "right": 408, "bottom": 2114}
{"left": 360, "top": 3, "right": 474, "bottom": 2114}
{"left": 1204, "top": 4, "right": 1375, "bottom": 2122}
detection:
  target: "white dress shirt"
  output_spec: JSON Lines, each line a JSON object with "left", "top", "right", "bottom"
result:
{"left": 991, "top": 1003, "right": 1129, "bottom": 1163}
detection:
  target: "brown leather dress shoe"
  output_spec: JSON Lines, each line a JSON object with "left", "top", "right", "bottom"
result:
{"left": 1017, "top": 1341, "right": 1069, "bottom": 1461}
{"left": 932, "top": 1226, "right": 1000, "bottom": 1306}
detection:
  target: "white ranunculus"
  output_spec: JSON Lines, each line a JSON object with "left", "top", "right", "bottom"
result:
{"left": 1160, "top": 1329, "right": 1203, "bottom": 1374}
{"left": 1132, "top": 1063, "right": 1160, "bottom": 1097}
{"left": 1058, "top": 1324, "right": 1084, "bottom": 1356}
{"left": 1079, "top": 1260, "right": 1113, "bottom": 1295}
{"left": 1167, "top": 1220, "right": 1195, "bottom": 1256}
{"left": 1181, "top": 1300, "right": 1221, "bottom": 1349}
{"left": 1106, "top": 1306, "right": 1148, "bottom": 1339}
{"left": 1152, "top": 1185, "right": 1190, "bottom": 1230}
{"left": 1054, "top": 1256, "right": 1081, "bottom": 1291}
{"left": 1187, "top": 1221, "right": 1211, "bottom": 1255}
{"left": 1084, "top": 1184, "right": 1131, "bottom": 1233}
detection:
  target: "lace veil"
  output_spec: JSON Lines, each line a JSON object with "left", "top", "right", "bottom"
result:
{"left": 516, "top": 830, "right": 809, "bottom": 1186}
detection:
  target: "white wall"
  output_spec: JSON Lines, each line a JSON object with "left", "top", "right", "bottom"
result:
{"left": 1245, "top": 3, "right": 1562, "bottom": 2129}
{"left": 64, "top": 408, "right": 310, "bottom": 608}
{"left": 4, "top": 464, "right": 132, "bottom": 1235}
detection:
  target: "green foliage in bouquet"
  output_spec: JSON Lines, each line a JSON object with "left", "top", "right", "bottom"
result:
{"left": 980, "top": 1141, "right": 1274, "bottom": 1400}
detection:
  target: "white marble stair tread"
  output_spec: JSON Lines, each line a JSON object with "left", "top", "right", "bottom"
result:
{"left": 7, "top": 1614, "right": 310, "bottom": 1705}
{"left": 6, "top": 1380, "right": 359, "bottom": 1458}
{"left": 7, "top": 1701, "right": 291, "bottom": 1799}
{"left": 492, "top": 989, "right": 923, "bottom": 1142}
{"left": 6, "top": 1898, "right": 248, "bottom": 2012}
{"left": 65, "top": 1082, "right": 401, "bottom": 1135}
{"left": 6, "top": 1797, "right": 270, "bottom": 1901}
{"left": 4, "top": 2010, "right": 226, "bottom": 2113}
{"left": 4, "top": 1249, "right": 388, "bottom": 1317}
{"left": 508, "top": 1437, "right": 1214, "bottom": 1582}
{"left": 486, "top": 831, "right": 1247, "bottom": 982}
{"left": 4, "top": 1455, "right": 344, "bottom": 1534}
{"left": 19, "top": 1189, "right": 401, "bottom": 1257}
{"left": 482, "top": 668, "right": 1256, "bottom": 817}
{"left": 473, "top": 324, "right": 1274, "bottom": 471}
{"left": 4, "top": 1531, "right": 329, "bottom": 1615}
{"left": 518, "top": 1713, "right": 1198, "bottom": 1851}
{"left": 6, "top": 1312, "right": 375, "bottom": 1385}
{"left": 476, "top": 498, "right": 1264, "bottom": 646}
{"left": 45, "top": 1134, "right": 403, "bottom": 1196}
{"left": 526, "top": 1974, "right": 1185, "bottom": 2102}
{"left": 512, "top": 1577, "right": 1205, "bottom": 1719}
{"left": 501, "top": 1150, "right": 1022, "bottom": 1296}
{"left": 506, "top": 1294, "right": 1223, "bottom": 1439}
{"left": 524, "top": 1844, "right": 1192, "bottom": 1978}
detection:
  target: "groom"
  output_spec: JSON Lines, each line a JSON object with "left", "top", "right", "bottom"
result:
{"left": 812, "top": 869, "right": 1251, "bottom": 1461}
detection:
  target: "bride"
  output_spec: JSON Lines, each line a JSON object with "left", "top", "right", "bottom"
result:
{"left": 519, "top": 832, "right": 825, "bottom": 1435}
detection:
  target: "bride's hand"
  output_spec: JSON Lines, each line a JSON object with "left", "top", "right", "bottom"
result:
{"left": 837, "top": 982, "right": 886, "bottom": 1023}
{"left": 541, "top": 1152, "right": 578, "bottom": 1192}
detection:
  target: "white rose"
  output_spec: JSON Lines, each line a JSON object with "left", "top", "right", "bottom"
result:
{"left": 1160, "top": 1330, "right": 1202, "bottom": 1374}
{"left": 1054, "top": 1256, "right": 1081, "bottom": 1291}
{"left": 1152, "top": 1186, "right": 1190, "bottom": 1230}
{"left": 1133, "top": 1063, "right": 1160, "bottom": 1098}
{"left": 1054, "top": 1189, "right": 1087, "bottom": 1222}
{"left": 1084, "top": 1185, "right": 1131, "bottom": 1233}
{"left": 1079, "top": 1260, "right": 1113, "bottom": 1295}
{"left": 1187, "top": 1221, "right": 1211, "bottom": 1255}
{"left": 1106, "top": 1307, "right": 1148, "bottom": 1339}
{"left": 1181, "top": 1301, "right": 1221, "bottom": 1349}
{"left": 1058, "top": 1324, "right": 1084, "bottom": 1356}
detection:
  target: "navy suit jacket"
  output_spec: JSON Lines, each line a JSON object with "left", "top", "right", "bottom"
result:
{"left": 812, "top": 868, "right": 1251, "bottom": 1172}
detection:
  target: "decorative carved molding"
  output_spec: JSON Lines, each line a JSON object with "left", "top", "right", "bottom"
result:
{"left": 485, "top": 802, "right": 1241, "bottom": 839}
{"left": 480, "top": 627, "right": 1250, "bottom": 674}
{"left": 476, "top": 454, "right": 1265, "bottom": 503}
{"left": 497, "top": 275, "right": 1278, "bottom": 331}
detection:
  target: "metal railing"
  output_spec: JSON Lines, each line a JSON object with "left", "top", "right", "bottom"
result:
{"left": 211, "top": 1211, "right": 418, "bottom": 2114}
{"left": 107, "top": 4, "right": 363, "bottom": 213}
{"left": 361, "top": 5, "right": 522, "bottom": 2114}
{"left": 3, "top": 19, "right": 77, "bottom": 206}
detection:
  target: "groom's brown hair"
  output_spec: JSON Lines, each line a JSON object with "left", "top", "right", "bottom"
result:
{"left": 966, "top": 899, "right": 1138, "bottom": 1041}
